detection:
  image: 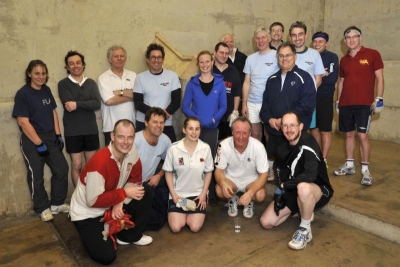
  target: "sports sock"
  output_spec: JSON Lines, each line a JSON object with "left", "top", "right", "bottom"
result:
{"left": 346, "top": 159, "right": 354, "bottom": 168}
{"left": 361, "top": 162, "right": 369, "bottom": 173}
{"left": 299, "top": 213, "right": 313, "bottom": 231}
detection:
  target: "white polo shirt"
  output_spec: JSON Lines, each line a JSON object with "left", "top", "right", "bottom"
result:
{"left": 162, "top": 138, "right": 214, "bottom": 198}
{"left": 215, "top": 136, "right": 268, "bottom": 181}
{"left": 98, "top": 68, "right": 137, "bottom": 132}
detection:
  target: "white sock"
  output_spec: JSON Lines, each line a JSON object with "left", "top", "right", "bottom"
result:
{"left": 361, "top": 162, "right": 369, "bottom": 173}
{"left": 299, "top": 214, "right": 313, "bottom": 231}
{"left": 346, "top": 159, "right": 354, "bottom": 168}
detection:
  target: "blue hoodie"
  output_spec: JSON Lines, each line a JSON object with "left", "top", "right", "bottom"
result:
{"left": 182, "top": 73, "right": 227, "bottom": 129}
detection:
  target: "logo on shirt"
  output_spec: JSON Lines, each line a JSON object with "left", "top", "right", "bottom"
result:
{"left": 305, "top": 61, "right": 313, "bottom": 65}
{"left": 247, "top": 158, "right": 251, "bottom": 162}
{"left": 178, "top": 158, "right": 184, "bottom": 165}
{"left": 291, "top": 81, "right": 296, "bottom": 86}
{"left": 42, "top": 98, "right": 51, "bottom": 105}
{"left": 265, "top": 62, "right": 274, "bottom": 66}
{"left": 126, "top": 78, "right": 131, "bottom": 81}
{"left": 156, "top": 154, "right": 163, "bottom": 159}
{"left": 224, "top": 81, "right": 232, "bottom": 94}
{"left": 160, "top": 82, "right": 170, "bottom": 86}
{"left": 359, "top": 59, "right": 369, "bottom": 65}
{"left": 200, "top": 158, "right": 205, "bottom": 163}
{"left": 127, "top": 163, "right": 133, "bottom": 172}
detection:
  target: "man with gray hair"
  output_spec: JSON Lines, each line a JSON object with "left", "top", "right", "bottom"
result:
{"left": 242, "top": 26, "right": 279, "bottom": 147}
{"left": 98, "top": 45, "right": 136, "bottom": 146}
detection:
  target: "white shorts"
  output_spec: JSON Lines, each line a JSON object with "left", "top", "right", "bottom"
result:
{"left": 228, "top": 176, "right": 258, "bottom": 193}
{"left": 247, "top": 102, "right": 262, "bottom": 123}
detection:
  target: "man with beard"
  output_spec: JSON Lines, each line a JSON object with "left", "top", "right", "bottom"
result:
{"left": 260, "top": 111, "right": 333, "bottom": 250}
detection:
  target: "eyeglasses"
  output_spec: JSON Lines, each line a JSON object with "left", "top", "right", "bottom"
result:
{"left": 271, "top": 29, "right": 282, "bottom": 33}
{"left": 344, "top": 35, "right": 360, "bottom": 40}
{"left": 149, "top": 56, "right": 163, "bottom": 60}
{"left": 281, "top": 124, "right": 299, "bottom": 130}
{"left": 278, "top": 53, "right": 294, "bottom": 59}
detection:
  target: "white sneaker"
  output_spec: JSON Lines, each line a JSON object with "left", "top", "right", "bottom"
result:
{"left": 50, "top": 204, "right": 70, "bottom": 214}
{"left": 225, "top": 195, "right": 239, "bottom": 217}
{"left": 117, "top": 235, "right": 153, "bottom": 246}
{"left": 243, "top": 201, "right": 254, "bottom": 219}
{"left": 361, "top": 170, "right": 373, "bottom": 186}
{"left": 40, "top": 208, "right": 54, "bottom": 222}
{"left": 288, "top": 227, "right": 312, "bottom": 250}
{"left": 334, "top": 163, "right": 355, "bottom": 176}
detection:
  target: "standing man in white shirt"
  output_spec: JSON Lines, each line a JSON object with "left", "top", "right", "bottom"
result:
{"left": 98, "top": 45, "right": 136, "bottom": 146}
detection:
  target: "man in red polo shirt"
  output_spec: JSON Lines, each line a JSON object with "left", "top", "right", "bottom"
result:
{"left": 334, "top": 26, "right": 384, "bottom": 186}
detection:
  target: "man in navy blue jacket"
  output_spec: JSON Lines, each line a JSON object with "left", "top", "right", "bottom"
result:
{"left": 311, "top": 32, "right": 339, "bottom": 168}
{"left": 260, "top": 41, "right": 316, "bottom": 176}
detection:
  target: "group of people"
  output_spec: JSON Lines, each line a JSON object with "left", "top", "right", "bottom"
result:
{"left": 12, "top": 19, "right": 384, "bottom": 265}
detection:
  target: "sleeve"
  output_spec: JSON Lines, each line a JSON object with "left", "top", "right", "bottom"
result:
{"left": 284, "top": 146, "right": 320, "bottom": 190}
{"left": 133, "top": 76, "right": 151, "bottom": 113}
{"left": 165, "top": 88, "right": 182, "bottom": 115}
{"left": 98, "top": 74, "right": 115, "bottom": 103}
{"left": 213, "top": 82, "right": 228, "bottom": 121}
{"left": 294, "top": 74, "right": 316, "bottom": 118}
{"left": 215, "top": 142, "right": 228, "bottom": 170}
{"left": 126, "top": 158, "right": 142, "bottom": 184}
{"left": 243, "top": 56, "right": 251, "bottom": 75}
{"left": 162, "top": 146, "right": 174, "bottom": 172}
{"left": 204, "top": 145, "right": 214, "bottom": 173}
{"left": 58, "top": 80, "right": 73, "bottom": 107}
{"left": 231, "top": 68, "right": 242, "bottom": 97}
{"left": 322, "top": 53, "right": 339, "bottom": 85}
{"left": 313, "top": 51, "right": 325, "bottom": 75}
{"left": 181, "top": 82, "right": 197, "bottom": 118}
{"left": 255, "top": 143, "right": 269, "bottom": 173}
{"left": 372, "top": 50, "right": 384, "bottom": 71}
{"left": 76, "top": 79, "right": 101, "bottom": 111}
{"left": 12, "top": 90, "right": 30, "bottom": 118}
{"left": 259, "top": 79, "right": 272, "bottom": 123}
{"left": 85, "top": 172, "right": 127, "bottom": 208}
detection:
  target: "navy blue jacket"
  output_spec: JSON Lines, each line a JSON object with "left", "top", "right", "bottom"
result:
{"left": 260, "top": 65, "right": 316, "bottom": 136}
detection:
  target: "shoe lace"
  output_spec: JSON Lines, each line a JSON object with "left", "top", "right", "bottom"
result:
{"left": 226, "top": 199, "right": 238, "bottom": 213}
{"left": 243, "top": 202, "right": 253, "bottom": 215}
{"left": 292, "top": 228, "right": 308, "bottom": 243}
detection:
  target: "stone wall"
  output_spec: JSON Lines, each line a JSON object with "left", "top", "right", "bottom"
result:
{"left": 0, "top": 0, "right": 398, "bottom": 218}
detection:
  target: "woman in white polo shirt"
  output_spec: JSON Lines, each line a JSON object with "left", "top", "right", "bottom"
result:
{"left": 163, "top": 117, "right": 214, "bottom": 233}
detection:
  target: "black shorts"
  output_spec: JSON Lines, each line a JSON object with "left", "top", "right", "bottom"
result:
{"left": 339, "top": 105, "right": 371, "bottom": 133}
{"left": 284, "top": 184, "right": 332, "bottom": 214}
{"left": 266, "top": 133, "right": 286, "bottom": 158}
{"left": 168, "top": 196, "right": 206, "bottom": 214}
{"left": 65, "top": 134, "right": 100, "bottom": 153}
{"left": 315, "top": 96, "right": 333, "bottom": 132}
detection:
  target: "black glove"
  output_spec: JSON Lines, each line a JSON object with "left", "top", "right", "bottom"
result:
{"left": 55, "top": 134, "right": 64, "bottom": 150}
{"left": 36, "top": 142, "right": 49, "bottom": 157}
{"left": 273, "top": 186, "right": 286, "bottom": 216}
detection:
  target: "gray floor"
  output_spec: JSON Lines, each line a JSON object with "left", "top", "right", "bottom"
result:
{"left": 1, "top": 132, "right": 399, "bottom": 267}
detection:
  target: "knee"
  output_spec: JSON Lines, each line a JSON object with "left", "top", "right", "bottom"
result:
{"left": 297, "top": 183, "right": 312, "bottom": 199}
{"left": 71, "top": 160, "right": 82, "bottom": 172}
{"left": 259, "top": 216, "right": 274, "bottom": 230}
{"left": 254, "top": 189, "right": 266, "bottom": 202}
{"left": 358, "top": 133, "right": 369, "bottom": 142}
{"left": 90, "top": 250, "right": 116, "bottom": 265}
{"left": 345, "top": 131, "right": 355, "bottom": 138}
{"left": 215, "top": 185, "right": 224, "bottom": 199}
{"left": 169, "top": 223, "right": 183, "bottom": 233}
{"left": 189, "top": 223, "right": 202, "bottom": 233}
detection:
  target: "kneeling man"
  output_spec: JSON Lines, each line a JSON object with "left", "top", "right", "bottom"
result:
{"left": 215, "top": 117, "right": 268, "bottom": 219}
{"left": 70, "top": 119, "right": 153, "bottom": 265}
{"left": 260, "top": 111, "right": 333, "bottom": 250}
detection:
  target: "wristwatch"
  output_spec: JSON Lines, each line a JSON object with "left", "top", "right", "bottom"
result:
{"left": 120, "top": 90, "right": 123, "bottom": 96}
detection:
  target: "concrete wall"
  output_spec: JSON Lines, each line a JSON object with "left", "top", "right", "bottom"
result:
{"left": 0, "top": 0, "right": 398, "bottom": 218}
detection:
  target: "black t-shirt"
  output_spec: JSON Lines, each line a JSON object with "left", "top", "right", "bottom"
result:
{"left": 199, "top": 78, "right": 214, "bottom": 96}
